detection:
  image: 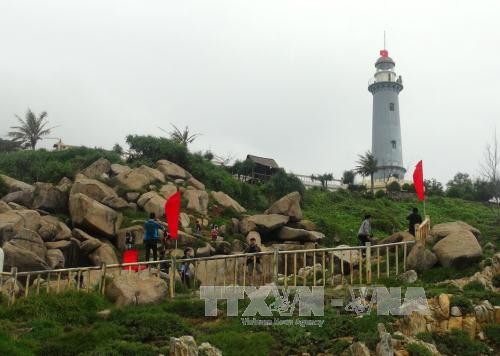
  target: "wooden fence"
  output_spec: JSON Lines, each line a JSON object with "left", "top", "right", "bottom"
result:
{"left": 415, "top": 216, "right": 431, "bottom": 244}
{"left": 0, "top": 239, "right": 418, "bottom": 306}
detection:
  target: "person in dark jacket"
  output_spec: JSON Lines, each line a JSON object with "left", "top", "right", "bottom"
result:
{"left": 143, "top": 212, "right": 165, "bottom": 261}
{"left": 407, "top": 207, "right": 423, "bottom": 236}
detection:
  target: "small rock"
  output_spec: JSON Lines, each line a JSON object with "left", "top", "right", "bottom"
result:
{"left": 97, "top": 309, "right": 111, "bottom": 319}
{"left": 397, "top": 270, "right": 418, "bottom": 284}
{"left": 450, "top": 306, "right": 462, "bottom": 317}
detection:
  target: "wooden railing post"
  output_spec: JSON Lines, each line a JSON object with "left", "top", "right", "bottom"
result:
{"left": 365, "top": 242, "right": 372, "bottom": 285}
{"left": 273, "top": 248, "right": 279, "bottom": 286}
{"left": 9, "top": 267, "right": 17, "bottom": 306}
{"left": 100, "top": 263, "right": 107, "bottom": 295}
{"left": 169, "top": 256, "right": 175, "bottom": 298}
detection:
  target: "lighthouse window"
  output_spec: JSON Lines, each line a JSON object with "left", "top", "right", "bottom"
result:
{"left": 389, "top": 103, "right": 395, "bottom": 111}
{"left": 391, "top": 140, "right": 397, "bottom": 149}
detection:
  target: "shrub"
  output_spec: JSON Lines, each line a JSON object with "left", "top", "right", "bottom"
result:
{"left": 450, "top": 295, "right": 474, "bottom": 314}
{"left": 431, "top": 330, "right": 491, "bottom": 356}
{"left": 0, "top": 175, "right": 8, "bottom": 197}
{"left": 126, "top": 134, "right": 189, "bottom": 167}
{"left": 0, "top": 291, "right": 110, "bottom": 324}
{"left": 484, "top": 324, "right": 500, "bottom": 347}
{"left": 387, "top": 181, "right": 401, "bottom": 192}
{"left": 375, "top": 190, "right": 386, "bottom": 198}
{"left": 262, "top": 169, "right": 305, "bottom": 202}
{"left": 406, "top": 342, "right": 432, "bottom": 356}
{"left": 415, "top": 332, "right": 434, "bottom": 343}
{"left": 492, "top": 274, "right": 500, "bottom": 288}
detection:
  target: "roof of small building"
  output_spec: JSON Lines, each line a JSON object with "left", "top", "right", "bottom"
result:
{"left": 246, "top": 154, "right": 279, "bottom": 169}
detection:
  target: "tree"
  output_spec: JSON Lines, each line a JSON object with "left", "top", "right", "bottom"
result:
{"left": 446, "top": 172, "right": 474, "bottom": 200}
{"left": 386, "top": 181, "right": 401, "bottom": 192}
{"left": 479, "top": 130, "right": 500, "bottom": 219}
{"left": 0, "top": 138, "right": 21, "bottom": 152}
{"left": 8, "top": 109, "right": 55, "bottom": 149}
{"left": 424, "top": 179, "right": 444, "bottom": 196}
{"left": 341, "top": 170, "right": 355, "bottom": 185}
{"left": 311, "top": 173, "right": 333, "bottom": 188}
{"left": 112, "top": 143, "right": 123, "bottom": 155}
{"left": 355, "top": 151, "right": 378, "bottom": 192}
{"left": 159, "top": 124, "right": 201, "bottom": 146}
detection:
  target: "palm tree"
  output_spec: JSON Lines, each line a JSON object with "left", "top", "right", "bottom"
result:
{"left": 159, "top": 124, "right": 201, "bottom": 146}
{"left": 8, "top": 109, "right": 55, "bottom": 150}
{"left": 355, "top": 151, "right": 378, "bottom": 192}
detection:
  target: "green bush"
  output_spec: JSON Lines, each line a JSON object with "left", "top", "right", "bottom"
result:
{"left": 387, "top": 181, "right": 401, "bottom": 192}
{"left": 262, "top": 169, "right": 305, "bottom": 202}
{"left": 406, "top": 342, "right": 432, "bottom": 356}
{"left": 462, "top": 281, "right": 500, "bottom": 305}
{"left": 126, "top": 134, "right": 189, "bottom": 167}
{"left": 0, "top": 147, "right": 122, "bottom": 183}
{"left": 81, "top": 340, "right": 158, "bottom": 356}
{"left": 415, "top": 332, "right": 434, "bottom": 343}
{"left": 0, "top": 291, "right": 110, "bottom": 324}
{"left": 375, "top": 190, "right": 386, "bottom": 198}
{"left": 431, "top": 330, "right": 491, "bottom": 356}
{"left": 0, "top": 175, "right": 8, "bottom": 197}
{"left": 450, "top": 295, "right": 474, "bottom": 314}
{"left": 484, "top": 323, "right": 500, "bottom": 347}
{"left": 108, "top": 305, "right": 192, "bottom": 343}
{"left": 492, "top": 275, "right": 500, "bottom": 288}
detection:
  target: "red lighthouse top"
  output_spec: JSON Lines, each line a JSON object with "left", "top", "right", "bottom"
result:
{"left": 380, "top": 49, "right": 389, "bottom": 58}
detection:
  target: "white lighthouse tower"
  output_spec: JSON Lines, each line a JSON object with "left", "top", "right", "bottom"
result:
{"left": 368, "top": 48, "right": 406, "bottom": 180}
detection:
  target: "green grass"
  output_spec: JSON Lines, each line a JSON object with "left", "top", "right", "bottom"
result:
{"left": 407, "top": 342, "right": 433, "bottom": 356}
{"left": 302, "top": 188, "right": 499, "bottom": 248}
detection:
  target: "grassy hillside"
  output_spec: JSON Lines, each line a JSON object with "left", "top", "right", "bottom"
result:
{"left": 0, "top": 291, "right": 497, "bottom": 356}
{"left": 303, "top": 188, "right": 499, "bottom": 249}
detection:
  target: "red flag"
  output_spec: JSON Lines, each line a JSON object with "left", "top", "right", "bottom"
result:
{"left": 165, "top": 191, "right": 181, "bottom": 239}
{"left": 413, "top": 160, "right": 425, "bottom": 201}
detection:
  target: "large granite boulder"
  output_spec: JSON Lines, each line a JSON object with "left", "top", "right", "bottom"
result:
{"left": 211, "top": 191, "right": 246, "bottom": 213}
{"left": 1, "top": 190, "right": 33, "bottom": 207}
{"left": 184, "top": 189, "right": 209, "bottom": 215}
{"left": 69, "top": 193, "right": 122, "bottom": 237}
{"left": 239, "top": 216, "right": 257, "bottom": 235}
{"left": 88, "top": 241, "right": 119, "bottom": 266}
{"left": 430, "top": 221, "right": 481, "bottom": 241}
{"left": 107, "top": 273, "right": 168, "bottom": 306}
{"left": 288, "top": 219, "right": 316, "bottom": 231}
{"left": 9, "top": 228, "right": 46, "bottom": 260}
{"left": 44, "top": 238, "right": 82, "bottom": 268}
{"left": 159, "top": 183, "right": 177, "bottom": 199}
{"left": 134, "top": 165, "right": 165, "bottom": 184}
{"left": 157, "top": 159, "right": 190, "bottom": 179}
{"left": 0, "top": 201, "right": 11, "bottom": 213}
{"left": 265, "top": 191, "right": 302, "bottom": 222}
{"left": 56, "top": 177, "right": 73, "bottom": 193}
{"left": 116, "top": 225, "right": 145, "bottom": 250}
{"left": 32, "top": 182, "right": 68, "bottom": 213}
{"left": 247, "top": 214, "right": 289, "bottom": 232}
{"left": 187, "top": 177, "right": 205, "bottom": 191}
{"left": 137, "top": 191, "right": 167, "bottom": 218}
{"left": 46, "top": 249, "right": 65, "bottom": 269}
{"left": 332, "top": 245, "right": 361, "bottom": 270}
{"left": 101, "top": 196, "right": 129, "bottom": 210}
{"left": 110, "top": 163, "right": 131, "bottom": 176}
{"left": 406, "top": 243, "right": 438, "bottom": 273}
{"left": 70, "top": 176, "right": 118, "bottom": 202}
{"left": 0, "top": 209, "right": 42, "bottom": 242}
{"left": 0, "top": 174, "right": 34, "bottom": 192}
{"left": 80, "top": 158, "right": 111, "bottom": 179}
{"left": 432, "top": 230, "right": 482, "bottom": 268}
{"left": 3, "top": 241, "right": 50, "bottom": 272}
{"left": 72, "top": 228, "right": 102, "bottom": 255}
{"left": 115, "top": 169, "right": 151, "bottom": 191}
{"left": 38, "top": 215, "right": 72, "bottom": 242}
{"left": 276, "top": 226, "right": 324, "bottom": 242}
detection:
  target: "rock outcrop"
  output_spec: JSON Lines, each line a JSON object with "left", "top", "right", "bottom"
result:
{"left": 69, "top": 193, "right": 122, "bottom": 237}
{"left": 211, "top": 191, "right": 246, "bottom": 213}
{"left": 247, "top": 214, "right": 289, "bottom": 232}
{"left": 157, "top": 159, "right": 190, "bottom": 179}
{"left": 184, "top": 189, "right": 209, "bottom": 215}
{"left": 406, "top": 243, "right": 438, "bottom": 273}
{"left": 32, "top": 182, "right": 68, "bottom": 213}
{"left": 432, "top": 230, "right": 482, "bottom": 268}
{"left": 430, "top": 221, "right": 481, "bottom": 241}
{"left": 81, "top": 158, "right": 111, "bottom": 179}
{"left": 137, "top": 191, "right": 167, "bottom": 218}
{"left": 106, "top": 274, "right": 168, "bottom": 306}
{"left": 265, "top": 191, "right": 302, "bottom": 222}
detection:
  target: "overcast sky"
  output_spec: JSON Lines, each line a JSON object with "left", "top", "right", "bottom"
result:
{"left": 1, "top": 1, "right": 499, "bottom": 184}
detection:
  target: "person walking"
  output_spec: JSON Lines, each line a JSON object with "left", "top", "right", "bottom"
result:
{"left": 143, "top": 212, "right": 165, "bottom": 261}
{"left": 407, "top": 207, "right": 423, "bottom": 237}
{"left": 358, "top": 214, "right": 373, "bottom": 253}
{"left": 179, "top": 247, "right": 194, "bottom": 288}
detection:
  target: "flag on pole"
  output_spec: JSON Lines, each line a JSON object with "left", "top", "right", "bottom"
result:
{"left": 164, "top": 191, "right": 181, "bottom": 239}
{"left": 413, "top": 160, "right": 425, "bottom": 201}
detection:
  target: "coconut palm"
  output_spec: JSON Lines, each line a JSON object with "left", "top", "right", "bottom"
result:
{"left": 8, "top": 109, "right": 55, "bottom": 150}
{"left": 159, "top": 124, "right": 200, "bottom": 146}
{"left": 355, "top": 151, "right": 378, "bottom": 192}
